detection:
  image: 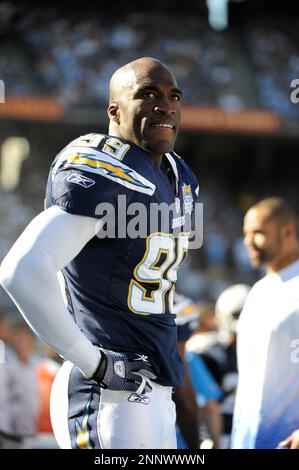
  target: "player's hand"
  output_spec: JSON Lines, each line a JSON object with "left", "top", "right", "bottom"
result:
{"left": 93, "top": 349, "right": 157, "bottom": 393}
{"left": 278, "top": 429, "right": 299, "bottom": 449}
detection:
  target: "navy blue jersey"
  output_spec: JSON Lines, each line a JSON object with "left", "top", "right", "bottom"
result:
{"left": 45, "top": 133, "right": 199, "bottom": 387}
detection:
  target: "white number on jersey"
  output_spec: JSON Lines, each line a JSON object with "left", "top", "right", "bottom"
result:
{"left": 128, "top": 232, "right": 189, "bottom": 315}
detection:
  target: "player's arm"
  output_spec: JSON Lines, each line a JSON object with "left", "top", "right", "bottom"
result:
{"left": 0, "top": 206, "right": 101, "bottom": 377}
{"left": 174, "top": 340, "right": 200, "bottom": 449}
{"left": 0, "top": 206, "right": 154, "bottom": 391}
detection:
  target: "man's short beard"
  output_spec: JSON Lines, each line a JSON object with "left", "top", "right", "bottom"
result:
{"left": 250, "top": 255, "right": 264, "bottom": 268}
{"left": 250, "top": 245, "right": 280, "bottom": 269}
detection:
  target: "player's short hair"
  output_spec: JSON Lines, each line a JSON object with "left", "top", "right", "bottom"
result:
{"left": 251, "top": 197, "right": 297, "bottom": 226}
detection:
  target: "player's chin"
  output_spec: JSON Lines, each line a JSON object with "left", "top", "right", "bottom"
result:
{"left": 145, "top": 137, "right": 176, "bottom": 155}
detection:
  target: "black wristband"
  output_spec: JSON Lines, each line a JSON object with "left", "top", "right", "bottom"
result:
{"left": 93, "top": 352, "right": 108, "bottom": 388}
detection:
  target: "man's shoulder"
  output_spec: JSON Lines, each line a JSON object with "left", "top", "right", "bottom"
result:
{"left": 62, "top": 133, "right": 132, "bottom": 159}
{"left": 251, "top": 273, "right": 276, "bottom": 292}
{"left": 50, "top": 133, "right": 156, "bottom": 196}
{"left": 238, "top": 277, "right": 266, "bottom": 315}
{"left": 55, "top": 133, "right": 137, "bottom": 171}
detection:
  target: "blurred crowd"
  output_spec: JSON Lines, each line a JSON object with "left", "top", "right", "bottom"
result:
{"left": 0, "top": 312, "right": 61, "bottom": 449}
{"left": 1, "top": 3, "right": 299, "bottom": 117}
{"left": 244, "top": 17, "right": 299, "bottom": 117}
{"left": 174, "top": 284, "right": 249, "bottom": 448}
{"left": 16, "top": 8, "right": 241, "bottom": 110}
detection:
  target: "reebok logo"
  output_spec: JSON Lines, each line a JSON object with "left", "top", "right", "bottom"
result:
{"left": 67, "top": 173, "right": 95, "bottom": 188}
{"left": 134, "top": 354, "right": 149, "bottom": 363}
{"left": 128, "top": 393, "right": 150, "bottom": 405}
{"left": 114, "top": 361, "right": 125, "bottom": 378}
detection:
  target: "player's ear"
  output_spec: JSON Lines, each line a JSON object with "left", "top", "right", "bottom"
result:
{"left": 107, "top": 102, "right": 120, "bottom": 124}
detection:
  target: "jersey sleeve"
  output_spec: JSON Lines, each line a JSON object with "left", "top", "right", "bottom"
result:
{"left": 45, "top": 133, "right": 156, "bottom": 218}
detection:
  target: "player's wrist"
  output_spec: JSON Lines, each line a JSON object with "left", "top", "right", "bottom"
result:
{"left": 93, "top": 351, "right": 108, "bottom": 387}
{"left": 90, "top": 348, "right": 156, "bottom": 393}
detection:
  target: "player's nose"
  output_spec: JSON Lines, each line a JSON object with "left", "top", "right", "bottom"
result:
{"left": 153, "top": 96, "right": 176, "bottom": 116}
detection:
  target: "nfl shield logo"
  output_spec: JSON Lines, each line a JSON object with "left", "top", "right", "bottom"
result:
{"left": 182, "top": 184, "right": 193, "bottom": 215}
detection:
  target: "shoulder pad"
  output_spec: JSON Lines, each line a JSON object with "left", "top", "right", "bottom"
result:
{"left": 52, "top": 134, "right": 155, "bottom": 195}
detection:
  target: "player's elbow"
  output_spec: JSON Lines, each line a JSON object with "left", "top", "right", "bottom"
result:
{"left": 0, "top": 249, "right": 51, "bottom": 298}
{"left": 0, "top": 251, "right": 17, "bottom": 293}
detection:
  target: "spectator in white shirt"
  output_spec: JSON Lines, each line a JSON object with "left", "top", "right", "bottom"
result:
{"left": 232, "top": 197, "right": 299, "bottom": 449}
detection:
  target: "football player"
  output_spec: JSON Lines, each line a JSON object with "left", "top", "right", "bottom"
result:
{"left": 0, "top": 57, "right": 199, "bottom": 449}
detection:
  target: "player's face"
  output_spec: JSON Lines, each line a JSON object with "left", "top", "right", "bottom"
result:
{"left": 116, "top": 65, "right": 181, "bottom": 157}
{"left": 243, "top": 208, "right": 283, "bottom": 268}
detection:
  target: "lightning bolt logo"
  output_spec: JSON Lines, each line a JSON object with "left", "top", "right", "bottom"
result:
{"left": 75, "top": 396, "right": 92, "bottom": 449}
{"left": 66, "top": 153, "right": 151, "bottom": 190}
